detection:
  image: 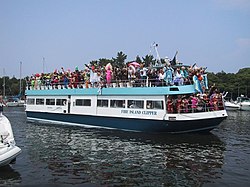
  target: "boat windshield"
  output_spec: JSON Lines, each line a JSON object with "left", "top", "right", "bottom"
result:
{"left": 241, "top": 97, "right": 250, "bottom": 102}
{"left": 237, "top": 97, "right": 250, "bottom": 103}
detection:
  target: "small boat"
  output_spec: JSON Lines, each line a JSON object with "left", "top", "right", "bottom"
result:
{"left": 236, "top": 95, "right": 250, "bottom": 111}
{"left": 224, "top": 100, "right": 240, "bottom": 111}
{"left": 0, "top": 115, "right": 21, "bottom": 167}
{"left": 6, "top": 97, "right": 25, "bottom": 107}
{"left": 222, "top": 92, "right": 240, "bottom": 111}
{"left": 6, "top": 100, "right": 19, "bottom": 107}
{"left": 17, "top": 99, "right": 25, "bottom": 107}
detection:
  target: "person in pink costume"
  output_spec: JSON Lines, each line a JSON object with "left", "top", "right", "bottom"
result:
{"left": 106, "top": 67, "right": 112, "bottom": 87}
{"left": 191, "top": 95, "right": 199, "bottom": 112}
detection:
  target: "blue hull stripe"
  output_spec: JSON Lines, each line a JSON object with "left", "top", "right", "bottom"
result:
{"left": 26, "top": 111, "right": 226, "bottom": 133}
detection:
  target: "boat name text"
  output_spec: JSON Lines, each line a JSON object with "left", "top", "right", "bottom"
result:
{"left": 121, "top": 110, "right": 157, "bottom": 115}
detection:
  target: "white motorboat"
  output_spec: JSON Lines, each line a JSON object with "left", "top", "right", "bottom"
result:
{"left": 222, "top": 92, "right": 240, "bottom": 111}
{"left": 6, "top": 101, "right": 19, "bottom": 107}
{"left": 6, "top": 98, "right": 25, "bottom": 107}
{"left": 236, "top": 95, "right": 250, "bottom": 111}
{"left": 224, "top": 101, "right": 240, "bottom": 111}
{"left": 0, "top": 115, "right": 21, "bottom": 167}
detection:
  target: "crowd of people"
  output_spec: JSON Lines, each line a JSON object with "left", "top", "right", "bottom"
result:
{"left": 26, "top": 61, "right": 208, "bottom": 94}
{"left": 166, "top": 89, "right": 224, "bottom": 113}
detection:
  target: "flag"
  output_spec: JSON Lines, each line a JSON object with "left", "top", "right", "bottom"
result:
{"left": 170, "top": 51, "right": 178, "bottom": 66}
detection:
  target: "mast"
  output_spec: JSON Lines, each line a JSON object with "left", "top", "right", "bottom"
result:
{"left": 153, "top": 43, "right": 161, "bottom": 64}
{"left": 150, "top": 42, "right": 161, "bottom": 66}
{"left": 43, "top": 57, "right": 45, "bottom": 73}
{"left": 19, "top": 61, "right": 22, "bottom": 97}
{"left": 3, "top": 68, "right": 5, "bottom": 99}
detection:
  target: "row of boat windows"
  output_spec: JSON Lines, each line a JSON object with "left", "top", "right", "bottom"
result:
{"left": 28, "top": 98, "right": 67, "bottom": 106}
{"left": 27, "top": 98, "right": 164, "bottom": 109}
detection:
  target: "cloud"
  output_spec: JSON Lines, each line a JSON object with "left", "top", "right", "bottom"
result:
{"left": 233, "top": 38, "right": 250, "bottom": 69}
{"left": 236, "top": 38, "right": 250, "bottom": 48}
{"left": 215, "top": 0, "right": 250, "bottom": 12}
{"left": 218, "top": 38, "right": 250, "bottom": 72}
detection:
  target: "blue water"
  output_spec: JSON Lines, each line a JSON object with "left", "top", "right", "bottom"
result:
{"left": 0, "top": 107, "right": 249, "bottom": 187}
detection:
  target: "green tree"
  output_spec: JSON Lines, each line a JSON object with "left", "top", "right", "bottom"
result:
{"left": 142, "top": 55, "right": 154, "bottom": 67}
{"left": 207, "top": 68, "right": 250, "bottom": 99}
{"left": 89, "top": 60, "right": 98, "bottom": 67}
{"left": 135, "top": 55, "right": 142, "bottom": 64}
{"left": 98, "top": 58, "right": 114, "bottom": 68}
{"left": 0, "top": 76, "right": 26, "bottom": 97}
{"left": 113, "top": 51, "right": 127, "bottom": 68}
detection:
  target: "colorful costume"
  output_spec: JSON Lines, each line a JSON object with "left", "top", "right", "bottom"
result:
{"left": 106, "top": 69, "right": 112, "bottom": 85}
{"left": 164, "top": 66, "right": 174, "bottom": 85}
{"left": 193, "top": 74, "right": 203, "bottom": 94}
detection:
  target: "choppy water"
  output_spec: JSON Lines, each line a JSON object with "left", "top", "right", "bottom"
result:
{"left": 0, "top": 107, "right": 249, "bottom": 187}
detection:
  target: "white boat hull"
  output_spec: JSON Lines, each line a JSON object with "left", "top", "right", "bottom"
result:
{"left": 224, "top": 101, "right": 240, "bottom": 111}
{"left": 0, "top": 115, "right": 21, "bottom": 167}
{"left": 235, "top": 96, "right": 250, "bottom": 111}
{"left": 6, "top": 101, "right": 24, "bottom": 107}
{"left": 26, "top": 110, "right": 227, "bottom": 133}
{"left": 240, "top": 102, "right": 250, "bottom": 111}
{"left": 25, "top": 85, "right": 228, "bottom": 133}
{"left": 0, "top": 145, "right": 21, "bottom": 167}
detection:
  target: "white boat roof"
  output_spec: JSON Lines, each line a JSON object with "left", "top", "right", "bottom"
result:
{"left": 25, "top": 85, "right": 197, "bottom": 96}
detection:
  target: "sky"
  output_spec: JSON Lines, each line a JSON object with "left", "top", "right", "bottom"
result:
{"left": 0, "top": 0, "right": 250, "bottom": 78}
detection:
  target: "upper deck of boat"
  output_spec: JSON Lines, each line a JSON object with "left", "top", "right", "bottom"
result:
{"left": 25, "top": 84, "right": 197, "bottom": 96}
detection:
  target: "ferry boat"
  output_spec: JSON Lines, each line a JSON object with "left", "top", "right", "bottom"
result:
{"left": 25, "top": 75, "right": 228, "bottom": 133}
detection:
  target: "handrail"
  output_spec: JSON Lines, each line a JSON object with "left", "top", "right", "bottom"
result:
{"left": 167, "top": 102, "right": 225, "bottom": 114}
{"left": 25, "top": 77, "right": 192, "bottom": 90}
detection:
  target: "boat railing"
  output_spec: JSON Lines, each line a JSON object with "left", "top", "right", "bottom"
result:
{"left": 25, "top": 78, "right": 191, "bottom": 90}
{"left": 167, "top": 102, "right": 225, "bottom": 114}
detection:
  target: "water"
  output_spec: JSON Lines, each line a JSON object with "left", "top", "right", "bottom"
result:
{"left": 0, "top": 107, "right": 249, "bottom": 187}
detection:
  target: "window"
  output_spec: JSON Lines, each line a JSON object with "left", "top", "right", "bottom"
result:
{"left": 46, "top": 99, "right": 55, "bottom": 105}
{"left": 127, "top": 100, "right": 144, "bottom": 109}
{"left": 97, "top": 99, "right": 108, "bottom": 107}
{"left": 36, "top": 98, "right": 44, "bottom": 105}
{"left": 56, "top": 99, "right": 67, "bottom": 106}
{"left": 146, "top": 100, "right": 164, "bottom": 110}
{"left": 170, "top": 87, "right": 179, "bottom": 91}
{"left": 27, "top": 98, "right": 35, "bottom": 105}
{"left": 110, "top": 100, "right": 125, "bottom": 108}
{"left": 75, "top": 99, "right": 91, "bottom": 106}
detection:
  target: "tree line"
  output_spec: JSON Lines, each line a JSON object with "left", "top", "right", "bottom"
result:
{"left": 0, "top": 51, "right": 249, "bottom": 100}
{"left": 207, "top": 68, "right": 250, "bottom": 100}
